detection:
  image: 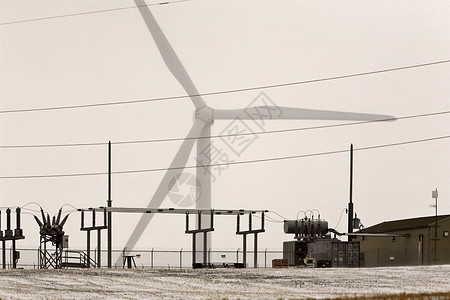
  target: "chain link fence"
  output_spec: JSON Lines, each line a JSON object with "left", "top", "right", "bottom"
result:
{"left": 1, "top": 248, "right": 284, "bottom": 269}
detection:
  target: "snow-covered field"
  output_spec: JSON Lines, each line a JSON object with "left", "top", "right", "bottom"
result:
{"left": 0, "top": 265, "right": 449, "bottom": 299}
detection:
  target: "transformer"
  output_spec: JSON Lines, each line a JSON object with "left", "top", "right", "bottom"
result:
{"left": 283, "top": 219, "right": 329, "bottom": 239}
{"left": 283, "top": 239, "right": 360, "bottom": 268}
{"left": 283, "top": 217, "right": 360, "bottom": 267}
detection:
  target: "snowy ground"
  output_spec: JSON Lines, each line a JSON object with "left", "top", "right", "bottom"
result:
{"left": 0, "top": 265, "right": 449, "bottom": 299}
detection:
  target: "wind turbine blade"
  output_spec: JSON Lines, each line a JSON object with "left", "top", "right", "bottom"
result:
{"left": 116, "top": 118, "right": 206, "bottom": 264}
{"left": 215, "top": 107, "right": 396, "bottom": 122}
{"left": 134, "top": 0, "right": 206, "bottom": 108}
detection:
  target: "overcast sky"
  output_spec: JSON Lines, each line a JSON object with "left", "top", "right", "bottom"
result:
{"left": 1, "top": 0, "right": 449, "bottom": 251}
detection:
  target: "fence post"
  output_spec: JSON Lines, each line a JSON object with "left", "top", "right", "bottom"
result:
{"left": 151, "top": 248, "right": 154, "bottom": 269}
{"left": 265, "top": 248, "right": 267, "bottom": 268}
{"left": 94, "top": 248, "right": 97, "bottom": 268}
{"left": 253, "top": 234, "right": 257, "bottom": 268}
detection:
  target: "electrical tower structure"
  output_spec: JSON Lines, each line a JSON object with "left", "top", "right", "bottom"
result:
{"left": 34, "top": 208, "right": 69, "bottom": 269}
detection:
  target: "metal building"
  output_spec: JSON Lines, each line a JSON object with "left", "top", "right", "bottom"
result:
{"left": 355, "top": 214, "right": 450, "bottom": 267}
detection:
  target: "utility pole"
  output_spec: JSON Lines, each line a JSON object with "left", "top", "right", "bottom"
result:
{"left": 431, "top": 188, "right": 438, "bottom": 264}
{"left": 348, "top": 144, "right": 354, "bottom": 242}
{"left": 107, "top": 141, "right": 112, "bottom": 268}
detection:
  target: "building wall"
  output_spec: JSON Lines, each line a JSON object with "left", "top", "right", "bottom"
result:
{"left": 357, "top": 230, "right": 422, "bottom": 267}
{"left": 427, "top": 218, "right": 450, "bottom": 265}
{"left": 357, "top": 218, "right": 450, "bottom": 267}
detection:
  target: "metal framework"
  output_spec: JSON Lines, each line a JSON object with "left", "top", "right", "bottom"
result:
{"left": 185, "top": 210, "right": 214, "bottom": 267}
{"left": 34, "top": 208, "right": 69, "bottom": 269}
{"left": 80, "top": 208, "right": 108, "bottom": 268}
{"left": 0, "top": 208, "right": 25, "bottom": 269}
{"left": 79, "top": 207, "right": 267, "bottom": 268}
{"left": 328, "top": 228, "right": 411, "bottom": 238}
{"left": 236, "top": 211, "right": 265, "bottom": 268}
{"left": 38, "top": 235, "right": 63, "bottom": 269}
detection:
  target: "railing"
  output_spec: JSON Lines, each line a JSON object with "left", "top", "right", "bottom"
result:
{"left": 63, "top": 250, "right": 97, "bottom": 268}
{"left": 1, "top": 248, "right": 284, "bottom": 269}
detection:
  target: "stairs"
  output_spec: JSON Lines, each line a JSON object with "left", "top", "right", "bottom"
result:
{"left": 61, "top": 262, "right": 87, "bottom": 268}
{"left": 62, "top": 250, "right": 97, "bottom": 268}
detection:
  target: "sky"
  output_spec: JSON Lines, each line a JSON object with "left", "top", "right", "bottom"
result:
{"left": 0, "top": 0, "right": 449, "bottom": 252}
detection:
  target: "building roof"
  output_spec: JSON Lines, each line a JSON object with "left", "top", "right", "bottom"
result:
{"left": 360, "top": 215, "right": 450, "bottom": 233}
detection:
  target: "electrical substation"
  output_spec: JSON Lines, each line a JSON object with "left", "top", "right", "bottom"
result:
{"left": 0, "top": 1, "right": 447, "bottom": 272}
{"left": 7, "top": 0, "right": 446, "bottom": 273}
{"left": 1, "top": 143, "right": 449, "bottom": 269}
{"left": 77, "top": 207, "right": 267, "bottom": 269}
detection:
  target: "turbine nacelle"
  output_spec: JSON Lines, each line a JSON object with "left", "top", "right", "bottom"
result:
{"left": 194, "top": 105, "right": 214, "bottom": 126}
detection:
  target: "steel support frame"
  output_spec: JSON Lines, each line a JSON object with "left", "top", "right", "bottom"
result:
{"left": 185, "top": 211, "right": 214, "bottom": 266}
{"left": 38, "top": 235, "right": 63, "bottom": 269}
{"left": 0, "top": 208, "right": 25, "bottom": 269}
{"left": 236, "top": 211, "right": 265, "bottom": 268}
{"left": 79, "top": 207, "right": 267, "bottom": 268}
{"left": 0, "top": 238, "right": 23, "bottom": 269}
{"left": 1, "top": 241, "right": 5, "bottom": 269}
{"left": 81, "top": 208, "right": 108, "bottom": 268}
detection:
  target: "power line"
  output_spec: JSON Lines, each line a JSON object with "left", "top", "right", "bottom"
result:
{"left": 267, "top": 211, "right": 289, "bottom": 221}
{"left": 0, "top": 141, "right": 106, "bottom": 149}
{"left": 1, "top": 60, "right": 449, "bottom": 115}
{"left": 333, "top": 208, "right": 347, "bottom": 229}
{"left": 0, "top": 110, "right": 448, "bottom": 149}
{"left": 0, "top": 0, "right": 194, "bottom": 26}
{"left": 0, "top": 134, "right": 448, "bottom": 180}
{"left": 254, "top": 214, "right": 284, "bottom": 223}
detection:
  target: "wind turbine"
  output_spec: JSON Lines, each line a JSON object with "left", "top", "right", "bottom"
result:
{"left": 118, "top": 0, "right": 395, "bottom": 263}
